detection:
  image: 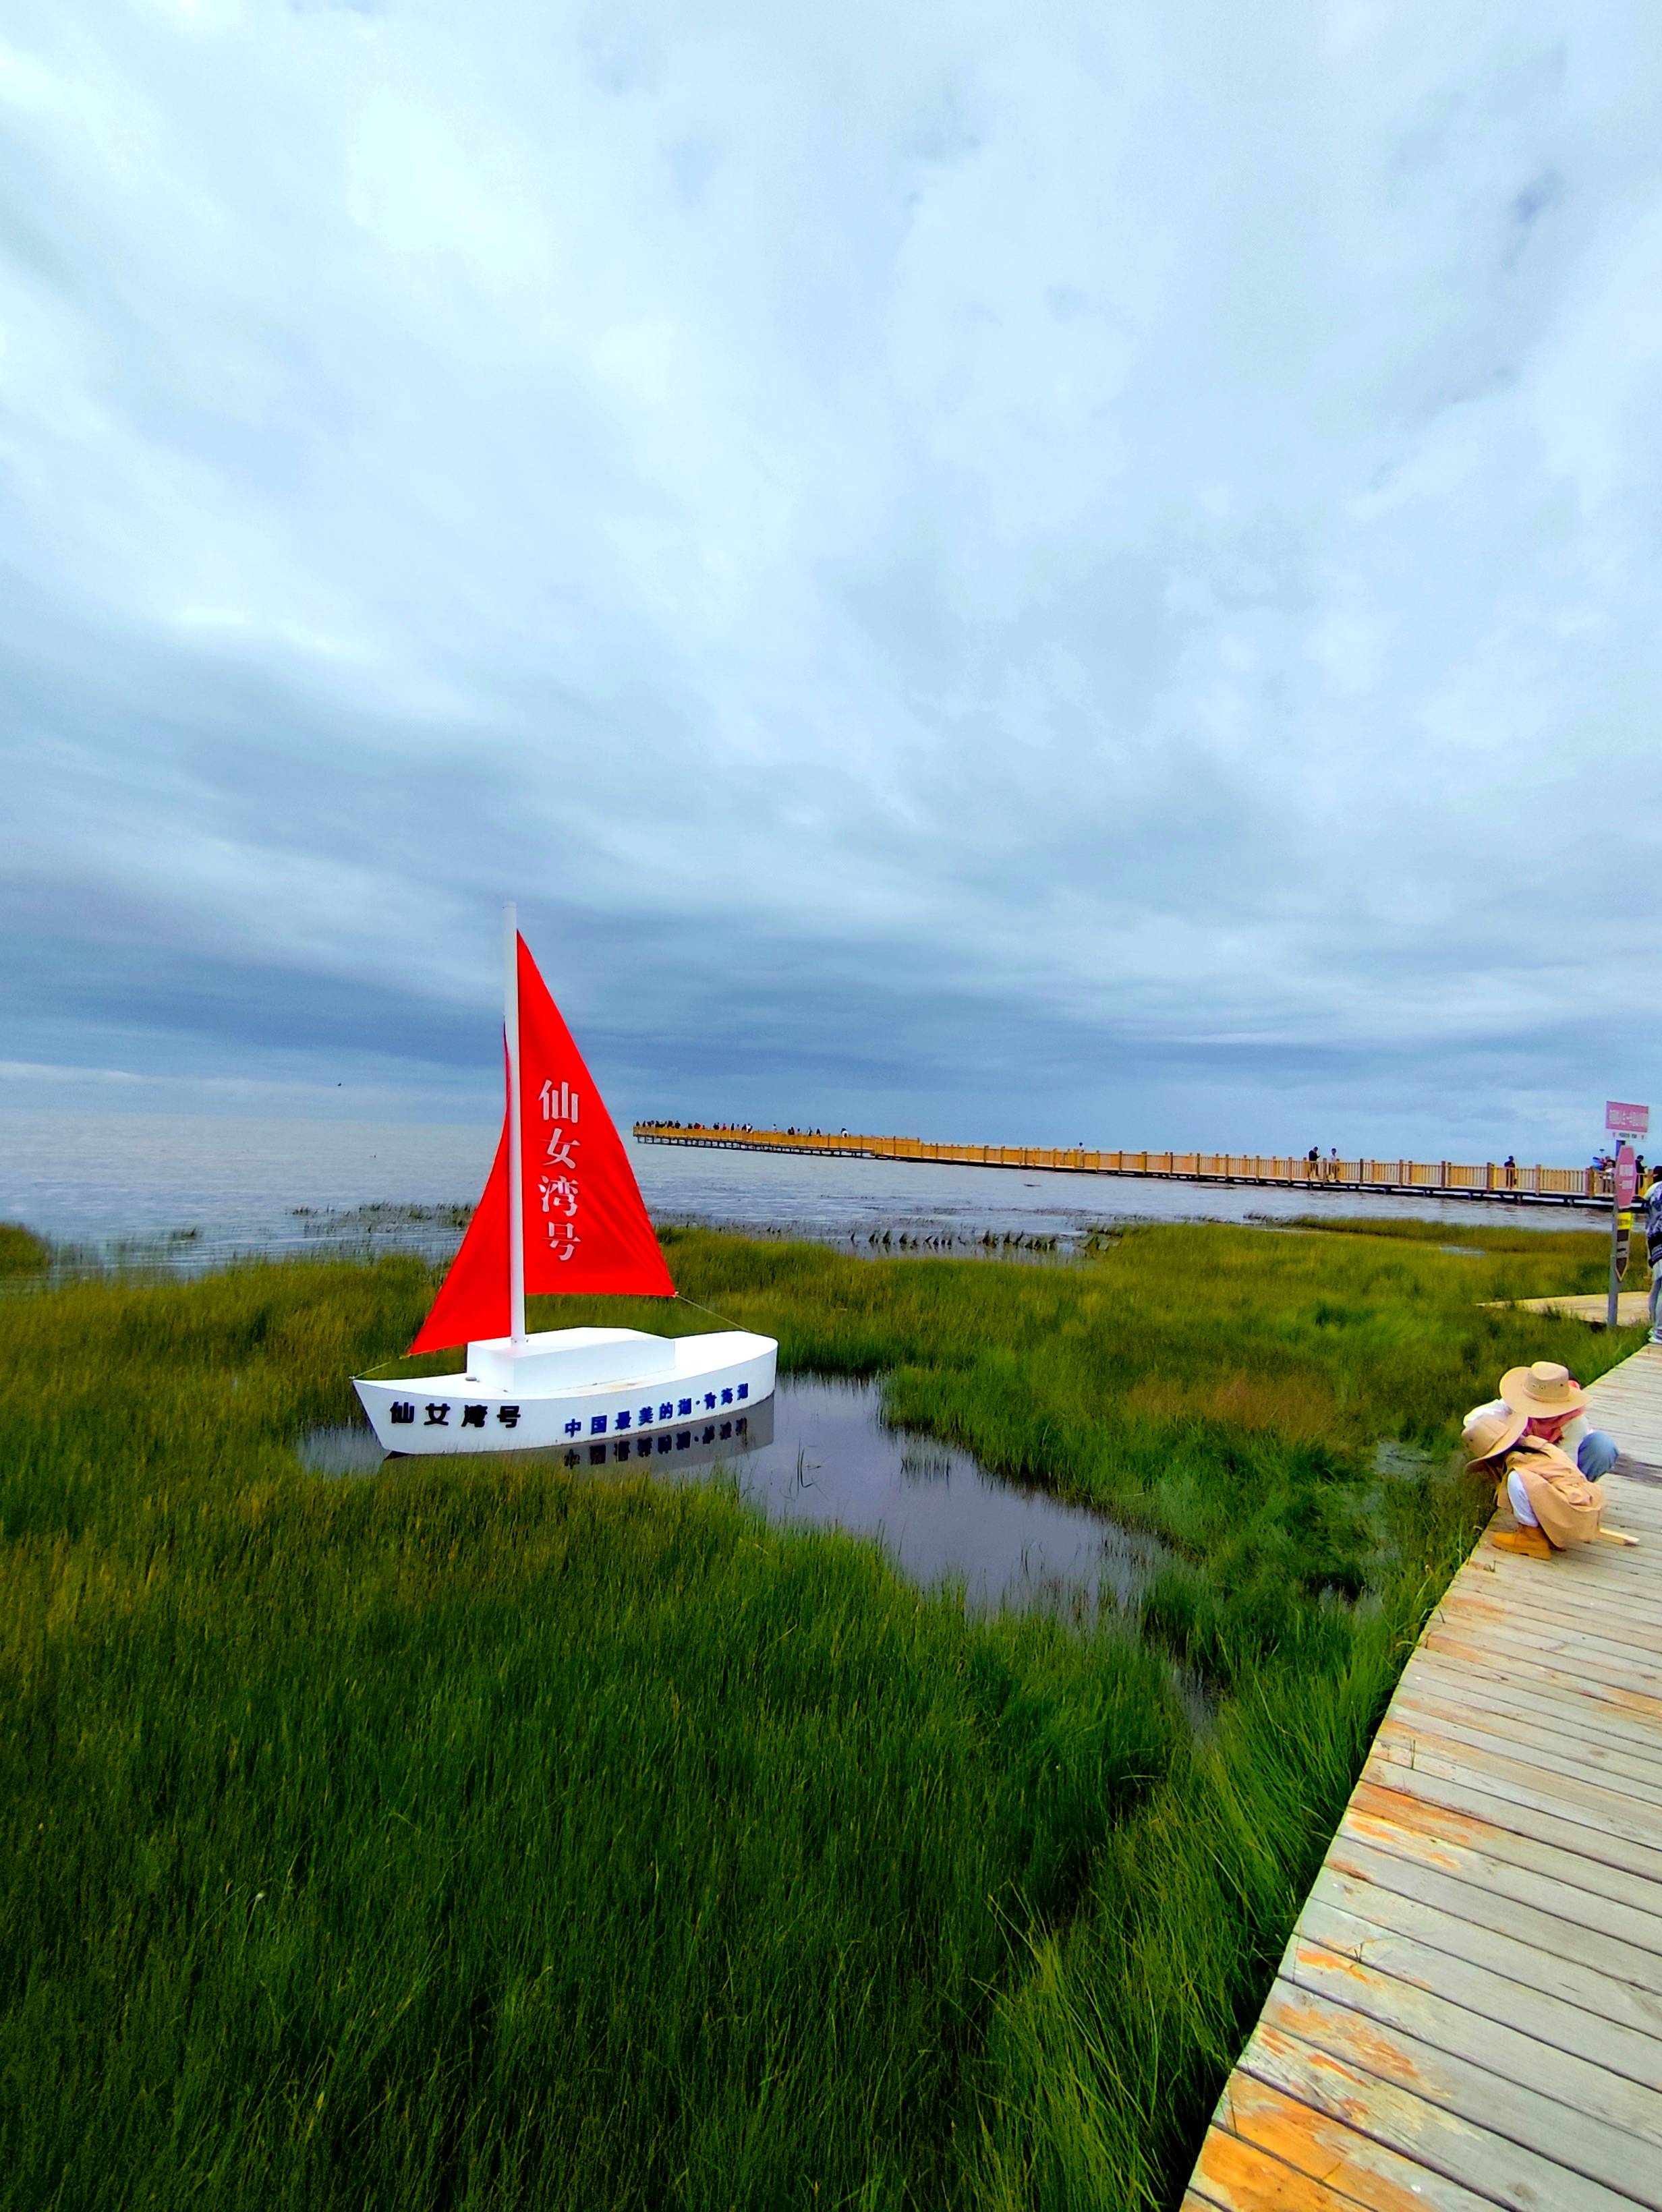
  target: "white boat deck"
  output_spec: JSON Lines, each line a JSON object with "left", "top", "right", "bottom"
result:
{"left": 1185, "top": 1342, "right": 1662, "bottom": 2212}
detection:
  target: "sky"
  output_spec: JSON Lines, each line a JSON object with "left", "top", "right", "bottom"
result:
{"left": 3, "top": 0, "right": 1660, "bottom": 1160}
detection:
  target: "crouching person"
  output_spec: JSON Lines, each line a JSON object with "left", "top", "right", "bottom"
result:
{"left": 1463, "top": 1407, "right": 1603, "bottom": 1558}
{"left": 1464, "top": 1360, "right": 1618, "bottom": 1483}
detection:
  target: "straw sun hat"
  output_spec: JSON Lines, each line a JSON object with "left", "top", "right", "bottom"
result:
{"left": 1499, "top": 1360, "right": 1588, "bottom": 1419}
{"left": 1463, "top": 1405, "right": 1528, "bottom": 1470}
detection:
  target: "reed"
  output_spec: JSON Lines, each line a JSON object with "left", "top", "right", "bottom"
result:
{"left": 0, "top": 1222, "right": 1640, "bottom": 2209}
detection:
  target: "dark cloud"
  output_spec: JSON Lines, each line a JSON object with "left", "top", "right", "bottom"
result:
{"left": 2, "top": 0, "right": 1660, "bottom": 1158}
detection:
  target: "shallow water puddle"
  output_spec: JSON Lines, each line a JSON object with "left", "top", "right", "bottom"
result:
{"left": 297, "top": 1374, "right": 1174, "bottom": 1627}
{"left": 707, "top": 1376, "right": 1171, "bottom": 1623}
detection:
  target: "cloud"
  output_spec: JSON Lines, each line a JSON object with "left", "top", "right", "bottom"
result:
{"left": 2, "top": 0, "right": 1660, "bottom": 1159}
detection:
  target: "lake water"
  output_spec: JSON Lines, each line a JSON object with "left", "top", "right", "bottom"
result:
{"left": 0, "top": 1107, "right": 1595, "bottom": 1269}
{"left": 299, "top": 1373, "right": 1177, "bottom": 1633}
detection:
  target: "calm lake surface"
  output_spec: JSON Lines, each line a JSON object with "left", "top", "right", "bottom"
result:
{"left": 0, "top": 1107, "right": 1595, "bottom": 1268}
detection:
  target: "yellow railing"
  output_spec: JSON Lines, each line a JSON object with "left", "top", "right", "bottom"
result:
{"left": 632, "top": 1126, "right": 1611, "bottom": 1206}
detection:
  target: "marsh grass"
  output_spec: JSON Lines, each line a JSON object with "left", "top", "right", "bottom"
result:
{"left": 1283, "top": 1208, "right": 1652, "bottom": 1274}
{"left": 0, "top": 1224, "right": 48, "bottom": 1278}
{"left": 0, "top": 1221, "right": 1642, "bottom": 2209}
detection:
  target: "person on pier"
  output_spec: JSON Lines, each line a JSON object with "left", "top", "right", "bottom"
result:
{"left": 1644, "top": 1163, "right": 1662, "bottom": 1343}
{"left": 1464, "top": 1360, "right": 1617, "bottom": 1485}
{"left": 1461, "top": 1408, "right": 1610, "bottom": 1559}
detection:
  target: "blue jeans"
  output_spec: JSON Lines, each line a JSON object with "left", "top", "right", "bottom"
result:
{"left": 1579, "top": 1430, "right": 1618, "bottom": 1480}
{"left": 1651, "top": 1266, "right": 1662, "bottom": 1338}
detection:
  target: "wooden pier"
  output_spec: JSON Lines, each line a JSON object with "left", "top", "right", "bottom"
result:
{"left": 633, "top": 1126, "right": 1612, "bottom": 1211}
{"left": 1185, "top": 1342, "right": 1662, "bottom": 2212}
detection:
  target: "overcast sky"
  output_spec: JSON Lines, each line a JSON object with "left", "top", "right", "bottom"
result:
{"left": 3, "top": 0, "right": 1659, "bottom": 1158}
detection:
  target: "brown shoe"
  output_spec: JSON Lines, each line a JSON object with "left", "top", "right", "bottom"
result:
{"left": 1490, "top": 1525, "right": 1555, "bottom": 1559}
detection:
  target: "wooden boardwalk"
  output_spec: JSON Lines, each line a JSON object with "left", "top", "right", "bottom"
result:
{"left": 633, "top": 1125, "right": 1610, "bottom": 1212}
{"left": 1186, "top": 1342, "right": 1662, "bottom": 2212}
{"left": 1506, "top": 1291, "right": 1654, "bottom": 1329}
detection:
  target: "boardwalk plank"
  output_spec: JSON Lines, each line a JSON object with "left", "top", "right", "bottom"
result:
{"left": 1386, "top": 1685, "right": 1662, "bottom": 1795}
{"left": 1367, "top": 1727, "right": 1662, "bottom": 1851}
{"left": 1372, "top": 1712, "right": 1662, "bottom": 1827}
{"left": 1445, "top": 1582, "right": 1662, "bottom": 1637}
{"left": 1399, "top": 1651, "right": 1662, "bottom": 1735}
{"left": 1294, "top": 1900, "right": 1662, "bottom": 2089}
{"left": 1282, "top": 1937, "right": 1662, "bottom": 2145}
{"left": 1326, "top": 1828, "right": 1662, "bottom": 1982}
{"left": 1593, "top": 1440, "right": 1662, "bottom": 1470}
{"left": 1404, "top": 1679, "right": 1662, "bottom": 1778}
{"left": 1354, "top": 1760, "right": 1662, "bottom": 1884}
{"left": 1189, "top": 2126, "right": 1379, "bottom": 2211}
{"left": 1195, "top": 2123, "right": 1452, "bottom": 2212}
{"left": 1449, "top": 1571, "right": 1662, "bottom": 1633}
{"left": 1239, "top": 2016, "right": 1646, "bottom": 2212}
{"left": 1508, "top": 1293, "right": 1653, "bottom": 1325}
{"left": 1445, "top": 1574, "right": 1662, "bottom": 1640}
{"left": 1427, "top": 1604, "right": 1662, "bottom": 1685}
{"left": 1411, "top": 1650, "right": 1662, "bottom": 1745}
{"left": 1470, "top": 1563, "right": 1662, "bottom": 1603}
{"left": 1209, "top": 2074, "right": 1503, "bottom": 2212}
{"left": 1261, "top": 1979, "right": 1662, "bottom": 2206}
{"left": 1425, "top": 1580, "right": 1662, "bottom": 1637}
{"left": 1396, "top": 1687, "right": 1662, "bottom": 1783}
{"left": 1345, "top": 1778, "right": 1662, "bottom": 1920}
{"left": 1584, "top": 1470, "right": 1662, "bottom": 1505}
{"left": 1417, "top": 1632, "right": 1662, "bottom": 1723}
{"left": 1465, "top": 1577, "right": 1662, "bottom": 1631}
{"left": 1402, "top": 1650, "right": 1662, "bottom": 1722}
{"left": 1306, "top": 1869, "right": 1662, "bottom": 2042}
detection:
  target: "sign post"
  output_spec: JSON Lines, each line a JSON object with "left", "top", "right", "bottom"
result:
{"left": 1605, "top": 1103, "right": 1651, "bottom": 1326}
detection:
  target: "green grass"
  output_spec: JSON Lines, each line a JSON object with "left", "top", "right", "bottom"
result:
{"left": 0, "top": 1221, "right": 1644, "bottom": 2209}
{"left": 1282, "top": 1209, "right": 1651, "bottom": 1270}
{"left": 0, "top": 1223, "right": 48, "bottom": 1277}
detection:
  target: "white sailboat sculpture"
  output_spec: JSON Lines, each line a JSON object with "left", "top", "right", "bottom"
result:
{"left": 353, "top": 905, "right": 776, "bottom": 1457}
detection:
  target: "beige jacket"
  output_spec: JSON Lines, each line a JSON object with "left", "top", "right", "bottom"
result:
{"left": 1499, "top": 1437, "right": 1605, "bottom": 1548}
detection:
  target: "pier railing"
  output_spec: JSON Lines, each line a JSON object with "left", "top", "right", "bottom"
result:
{"left": 632, "top": 1126, "right": 1612, "bottom": 1209}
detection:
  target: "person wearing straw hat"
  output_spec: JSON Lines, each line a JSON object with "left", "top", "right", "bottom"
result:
{"left": 1460, "top": 1407, "right": 1636, "bottom": 1558}
{"left": 1464, "top": 1360, "right": 1618, "bottom": 1484}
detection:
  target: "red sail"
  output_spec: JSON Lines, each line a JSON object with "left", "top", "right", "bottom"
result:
{"left": 517, "top": 933, "right": 675, "bottom": 1301}
{"left": 408, "top": 935, "right": 673, "bottom": 1354}
{"left": 407, "top": 1123, "right": 511, "bottom": 1352}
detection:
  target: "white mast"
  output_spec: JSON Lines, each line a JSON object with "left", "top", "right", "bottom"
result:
{"left": 504, "top": 900, "right": 526, "bottom": 1345}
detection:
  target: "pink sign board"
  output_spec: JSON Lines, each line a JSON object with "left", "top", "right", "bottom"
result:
{"left": 1606, "top": 1100, "right": 1651, "bottom": 1136}
{"left": 1618, "top": 1145, "right": 1638, "bottom": 1206}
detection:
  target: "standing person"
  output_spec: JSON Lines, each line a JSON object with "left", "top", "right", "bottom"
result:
{"left": 1306, "top": 1146, "right": 1319, "bottom": 1182}
{"left": 1644, "top": 1165, "right": 1662, "bottom": 1344}
{"left": 1503, "top": 1154, "right": 1517, "bottom": 1188}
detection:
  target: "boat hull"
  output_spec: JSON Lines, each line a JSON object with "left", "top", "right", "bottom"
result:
{"left": 353, "top": 1325, "right": 777, "bottom": 1457}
